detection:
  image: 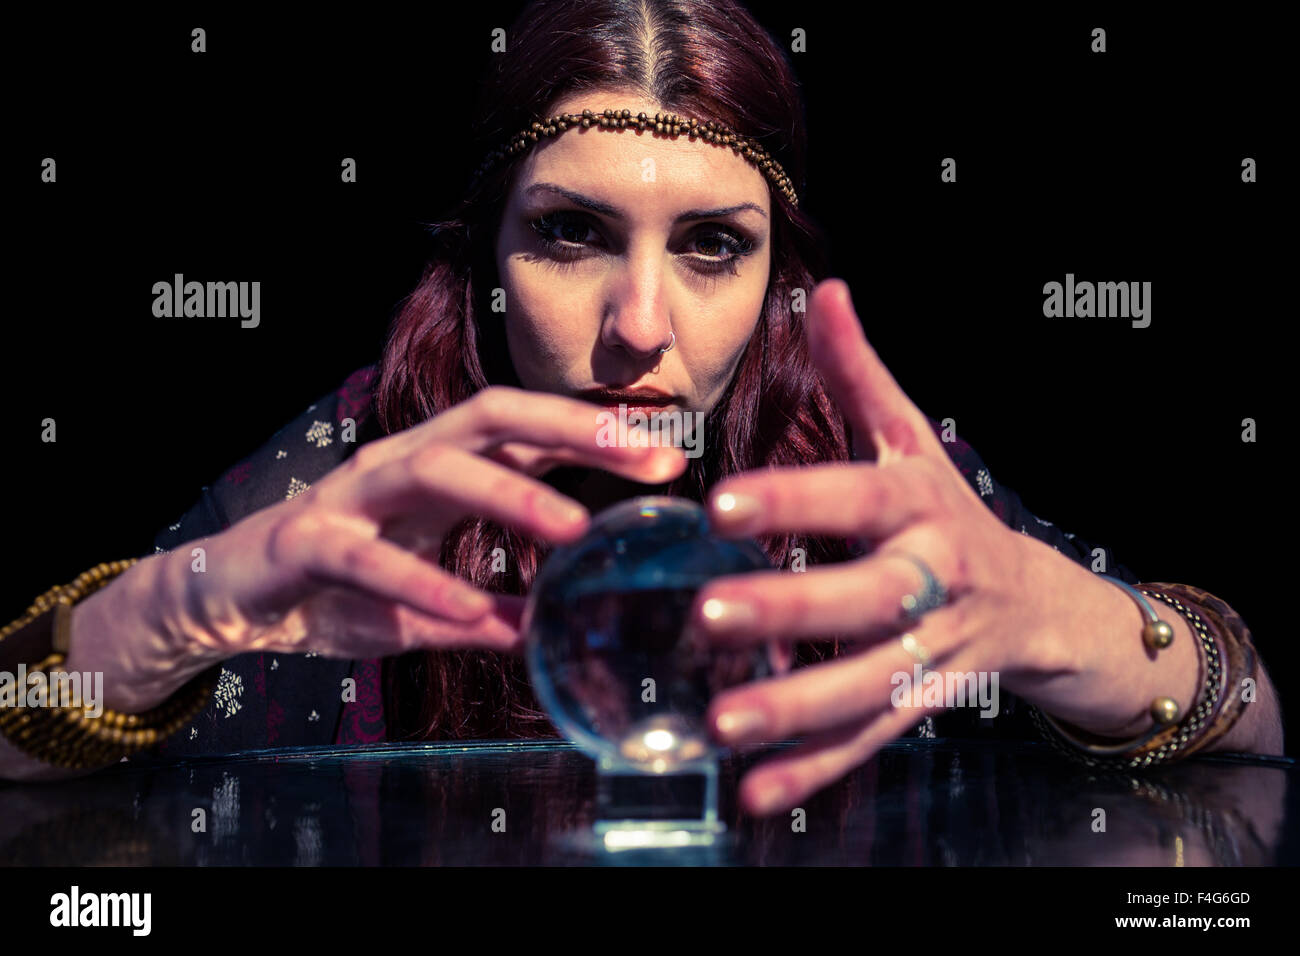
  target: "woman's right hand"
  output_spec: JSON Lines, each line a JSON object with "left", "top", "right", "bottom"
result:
{"left": 75, "top": 386, "right": 687, "bottom": 714}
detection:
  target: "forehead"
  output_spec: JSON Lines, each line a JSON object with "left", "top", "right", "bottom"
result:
{"left": 511, "top": 95, "right": 771, "bottom": 212}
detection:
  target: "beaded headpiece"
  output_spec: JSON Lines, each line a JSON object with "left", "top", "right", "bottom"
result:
{"left": 468, "top": 107, "right": 799, "bottom": 208}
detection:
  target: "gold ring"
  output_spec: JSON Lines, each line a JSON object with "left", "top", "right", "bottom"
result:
{"left": 900, "top": 632, "right": 932, "bottom": 669}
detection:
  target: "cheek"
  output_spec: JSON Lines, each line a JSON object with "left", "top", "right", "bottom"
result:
{"left": 502, "top": 262, "right": 597, "bottom": 379}
{"left": 683, "top": 283, "right": 766, "bottom": 382}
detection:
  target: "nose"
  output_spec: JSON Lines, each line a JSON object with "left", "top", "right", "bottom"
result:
{"left": 599, "top": 249, "right": 675, "bottom": 360}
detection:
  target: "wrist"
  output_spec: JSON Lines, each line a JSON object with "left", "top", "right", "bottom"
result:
{"left": 1027, "top": 559, "right": 1201, "bottom": 739}
{"left": 1081, "top": 574, "right": 1199, "bottom": 738}
{"left": 63, "top": 552, "right": 218, "bottom": 714}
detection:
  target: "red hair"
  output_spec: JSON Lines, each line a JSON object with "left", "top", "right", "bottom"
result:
{"left": 374, "top": 0, "right": 852, "bottom": 741}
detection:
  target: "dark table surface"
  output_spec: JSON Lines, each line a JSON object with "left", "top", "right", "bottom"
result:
{"left": 0, "top": 738, "right": 1293, "bottom": 865}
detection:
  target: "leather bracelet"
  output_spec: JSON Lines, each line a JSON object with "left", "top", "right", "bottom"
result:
{"left": 1, "top": 559, "right": 220, "bottom": 769}
{"left": 1140, "top": 582, "right": 1257, "bottom": 758}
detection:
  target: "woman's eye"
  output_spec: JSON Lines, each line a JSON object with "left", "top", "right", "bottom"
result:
{"left": 695, "top": 235, "right": 725, "bottom": 257}
{"left": 530, "top": 211, "right": 596, "bottom": 246}
{"left": 527, "top": 211, "right": 756, "bottom": 275}
{"left": 555, "top": 219, "right": 591, "bottom": 243}
{"left": 689, "top": 229, "right": 755, "bottom": 264}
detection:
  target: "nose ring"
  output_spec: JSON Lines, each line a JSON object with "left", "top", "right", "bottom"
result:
{"left": 660, "top": 331, "right": 675, "bottom": 353}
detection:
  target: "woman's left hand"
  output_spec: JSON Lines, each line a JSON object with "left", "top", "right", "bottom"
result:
{"left": 691, "top": 278, "right": 1144, "bottom": 816}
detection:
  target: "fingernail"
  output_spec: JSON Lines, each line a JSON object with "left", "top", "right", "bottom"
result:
{"left": 449, "top": 587, "right": 492, "bottom": 618}
{"left": 699, "top": 597, "right": 756, "bottom": 632}
{"left": 649, "top": 447, "right": 685, "bottom": 480}
{"left": 715, "top": 707, "right": 768, "bottom": 742}
{"left": 749, "top": 776, "right": 791, "bottom": 815}
{"left": 712, "top": 491, "right": 762, "bottom": 531}
{"left": 542, "top": 495, "right": 587, "bottom": 525}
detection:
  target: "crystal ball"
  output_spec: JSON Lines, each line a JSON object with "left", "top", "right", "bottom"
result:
{"left": 524, "top": 495, "right": 772, "bottom": 771}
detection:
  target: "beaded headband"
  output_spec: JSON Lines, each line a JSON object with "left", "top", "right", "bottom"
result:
{"left": 468, "top": 107, "right": 800, "bottom": 208}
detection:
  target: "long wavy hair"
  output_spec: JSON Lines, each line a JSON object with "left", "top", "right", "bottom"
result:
{"left": 375, "top": 0, "right": 853, "bottom": 741}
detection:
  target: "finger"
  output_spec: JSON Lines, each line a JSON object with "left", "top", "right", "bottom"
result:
{"left": 394, "top": 386, "right": 688, "bottom": 477}
{"left": 706, "top": 615, "right": 963, "bottom": 744}
{"left": 247, "top": 588, "right": 527, "bottom": 658}
{"left": 704, "top": 459, "right": 935, "bottom": 539}
{"left": 485, "top": 439, "right": 687, "bottom": 485}
{"left": 334, "top": 443, "right": 597, "bottom": 543}
{"left": 768, "top": 640, "right": 794, "bottom": 675}
{"left": 735, "top": 643, "right": 986, "bottom": 816}
{"left": 690, "top": 551, "right": 948, "bottom": 645}
{"left": 736, "top": 695, "right": 950, "bottom": 816}
{"left": 272, "top": 509, "right": 499, "bottom": 622}
{"left": 372, "top": 594, "right": 528, "bottom": 654}
{"left": 806, "top": 279, "right": 944, "bottom": 465}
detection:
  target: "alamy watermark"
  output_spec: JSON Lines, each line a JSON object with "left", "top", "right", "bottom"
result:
{"left": 152, "top": 274, "right": 260, "bottom": 328}
{"left": 0, "top": 665, "right": 103, "bottom": 718}
{"left": 1043, "top": 273, "right": 1151, "bottom": 328}
{"left": 49, "top": 886, "right": 151, "bottom": 936}
{"left": 595, "top": 404, "right": 705, "bottom": 459}
{"left": 891, "top": 665, "right": 1000, "bottom": 718}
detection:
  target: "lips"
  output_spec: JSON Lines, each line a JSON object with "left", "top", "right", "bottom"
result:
{"left": 577, "top": 387, "right": 677, "bottom": 410}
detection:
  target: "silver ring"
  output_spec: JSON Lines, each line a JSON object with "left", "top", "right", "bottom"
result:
{"left": 660, "top": 330, "right": 675, "bottom": 353}
{"left": 892, "top": 552, "right": 948, "bottom": 623}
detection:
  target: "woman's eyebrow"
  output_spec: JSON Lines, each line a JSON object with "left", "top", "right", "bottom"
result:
{"left": 524, "top": 182, "right": 767, "bottom": 222}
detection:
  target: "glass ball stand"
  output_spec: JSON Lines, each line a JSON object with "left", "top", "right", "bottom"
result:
{"left": 523, "top": 496, "right": 772, "bottom": 854}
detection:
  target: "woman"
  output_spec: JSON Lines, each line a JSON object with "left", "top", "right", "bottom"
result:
{"left": 0, "top": 0, "right": 1282, "bottom": 813}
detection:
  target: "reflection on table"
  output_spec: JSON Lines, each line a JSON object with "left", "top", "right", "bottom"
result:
{"left": 0, "top": 738, "right": 1292, "bottom": 865}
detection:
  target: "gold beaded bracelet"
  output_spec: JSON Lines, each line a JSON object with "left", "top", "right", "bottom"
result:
{"left": 0, "top": 560, "right": 220, "bottom": 770}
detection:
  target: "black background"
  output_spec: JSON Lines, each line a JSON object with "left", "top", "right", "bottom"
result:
{"left": 9, "top": 6, "right": 1292, "bottom": 751}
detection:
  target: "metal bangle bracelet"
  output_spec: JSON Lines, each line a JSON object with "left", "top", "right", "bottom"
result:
{"left": 1032, "top": 573, "right": 1183, "bottom": 755}
{"left": 1030, "top": 579, "right": 1223, "bottom": 770}
{"left": 1098, "top": 574, "right": 1176, "bottom": 653}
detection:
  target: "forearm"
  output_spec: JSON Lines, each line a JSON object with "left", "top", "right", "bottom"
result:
{"left": 1201, "top": 647, "right": 1283, "bottom": 755}
{"left": 1121, "top": 586, "right": 1284, "bottom": 756}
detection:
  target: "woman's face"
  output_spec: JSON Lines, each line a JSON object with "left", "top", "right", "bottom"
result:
{"left": 494, "top": 91, "right": 772, "bottom": 421}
